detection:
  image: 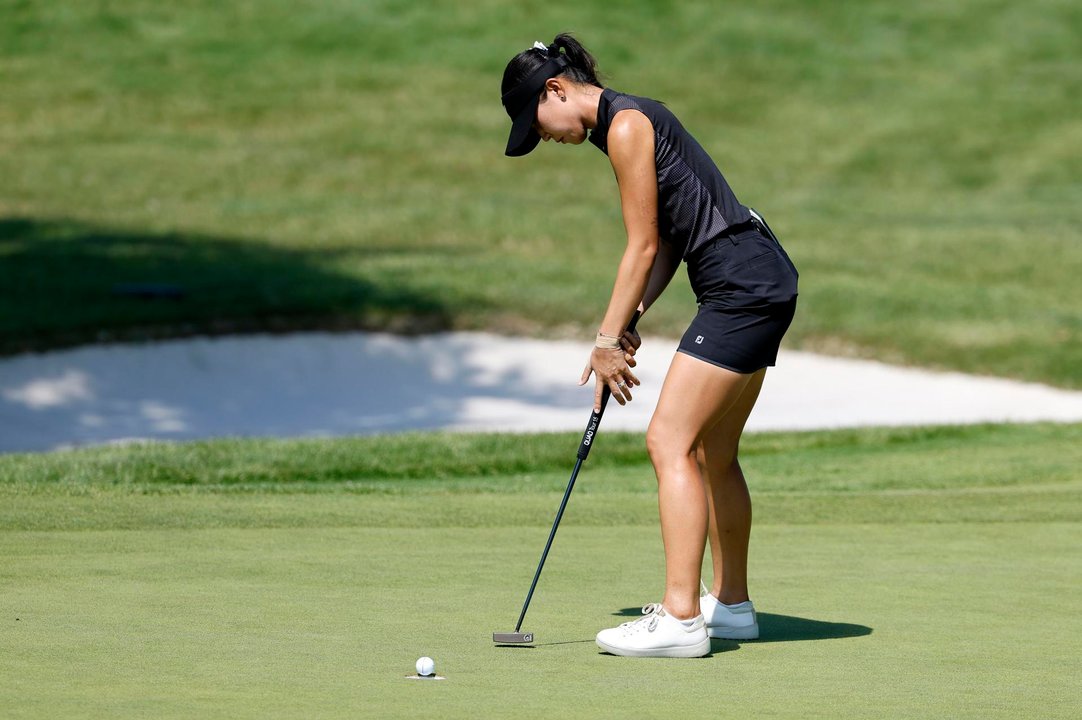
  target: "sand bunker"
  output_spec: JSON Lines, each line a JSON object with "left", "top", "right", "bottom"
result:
{"left": 2, "top": 332, "right": 1080, "bottom": 453}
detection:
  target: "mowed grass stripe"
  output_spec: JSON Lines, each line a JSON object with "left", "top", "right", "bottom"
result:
{"left": 2, "top": 423, "right": 1077, "bottom": 489}
{"left": 2, "top": 485, "right": 1080, "bottom": 533}
{"left": 1, "top": 424, "right": 1079, "bottom": 530}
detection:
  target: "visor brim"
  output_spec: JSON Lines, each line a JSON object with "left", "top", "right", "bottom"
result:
{"left": 501, "top": 54, "right": 567, "bottom": 158}
{"left": 504, "top": 93, "right": 542, "bottom": 157}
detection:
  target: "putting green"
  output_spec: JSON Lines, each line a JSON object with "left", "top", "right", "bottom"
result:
{"left": 3, "top": 512, "right": 1079, "bottom": 718}
{"left": 3, "top": 425, "right": 1079, "bottom": 717}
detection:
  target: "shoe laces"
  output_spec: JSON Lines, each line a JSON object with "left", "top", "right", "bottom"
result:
{"left": 620, "top": 603, "right": 665, "bottom": 634}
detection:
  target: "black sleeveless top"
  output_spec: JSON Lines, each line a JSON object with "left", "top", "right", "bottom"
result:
{"left": 588, "top": 88, "right": 752, "bottom": 260}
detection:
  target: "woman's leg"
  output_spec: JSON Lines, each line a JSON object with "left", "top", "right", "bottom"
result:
{"left": 698, "top": 368, "right": 766, "bottom": 605}
{"left": 645, "top": 353, "right": 759, "bottom": 620}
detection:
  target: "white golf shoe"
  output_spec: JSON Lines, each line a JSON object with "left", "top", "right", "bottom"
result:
{"left": 595, "top": 603, "right": 710, "bottom": 658}
{"left": 700, "top": 590, "right": 759, "bottom": 640}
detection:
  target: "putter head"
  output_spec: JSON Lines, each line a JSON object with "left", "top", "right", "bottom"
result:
{"left": 493, "top": 631, "right": 534, "bottom": 644}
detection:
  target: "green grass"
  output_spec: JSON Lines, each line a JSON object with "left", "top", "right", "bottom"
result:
{"left": 3, "top": 4, "right": 1079, "bottom": 714}
{"left": 1, "top": 1, "right": 1080, "bottom": 385}
{"left": 2, "top": 424, "right": 1081, "bottom": 718}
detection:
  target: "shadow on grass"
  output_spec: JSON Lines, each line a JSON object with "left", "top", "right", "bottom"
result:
{"left": 614, "top": 608, "right": 872, "bottom": 643}
{"left": 755, "top": 613, "right": 872, "bottom": 642}
{"left": 0, "top": 216, "right": 456, "bottom": 355}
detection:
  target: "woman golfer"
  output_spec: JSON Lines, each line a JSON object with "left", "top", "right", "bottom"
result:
{"left": 502, "top": 34, "right": 799, "bottom": 658}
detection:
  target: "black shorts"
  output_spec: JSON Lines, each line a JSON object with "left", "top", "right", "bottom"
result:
{"left": 678, "top": 227, "right": 799, "bottom": 374}
{"left": 677, "top": 298, "right": 797, "bottom": 373}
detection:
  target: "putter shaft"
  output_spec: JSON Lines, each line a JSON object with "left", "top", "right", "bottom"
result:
{"left": 493, "top": 312, "right": 639, "bottom": 646}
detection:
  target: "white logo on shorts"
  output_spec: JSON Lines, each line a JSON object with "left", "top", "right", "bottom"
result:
{"left": 695, "top": 335, "right": 704, "bottom": 345}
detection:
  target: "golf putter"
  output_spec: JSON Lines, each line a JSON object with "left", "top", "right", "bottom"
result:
{"left": 494, "top": 311, "right": 640, "bottom": 645}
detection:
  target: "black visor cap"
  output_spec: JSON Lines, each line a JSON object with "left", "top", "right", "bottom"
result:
{"left": 502, "top": 55, "right": 568, "bottom": 157}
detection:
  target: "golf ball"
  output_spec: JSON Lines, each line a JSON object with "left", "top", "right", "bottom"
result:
{"left": 415, "top": 656, "right": 435, "bottom": 677}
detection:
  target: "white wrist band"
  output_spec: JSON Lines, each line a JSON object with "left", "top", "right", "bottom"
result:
{"left": 595, "top": 332, "right": 622, "bottom": 350}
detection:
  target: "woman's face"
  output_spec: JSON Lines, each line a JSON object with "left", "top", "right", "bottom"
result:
{"left": 533, "top": 83, "right": 587, "bottom": 146}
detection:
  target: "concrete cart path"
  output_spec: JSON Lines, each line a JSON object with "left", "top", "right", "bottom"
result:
{"left": 2, "top": 331, "right": 1081, "bottom": 453}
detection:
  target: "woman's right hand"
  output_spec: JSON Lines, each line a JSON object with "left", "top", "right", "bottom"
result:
{"left": 579, "top": 335, "right": 642, "bottom": 411}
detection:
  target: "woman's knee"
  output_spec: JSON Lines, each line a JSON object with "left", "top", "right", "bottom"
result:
{"left": 644, "top": 420, "right": 667, "bottom": 463}
{"left": 646, "top": 419, "right": 696, "bottom": 468}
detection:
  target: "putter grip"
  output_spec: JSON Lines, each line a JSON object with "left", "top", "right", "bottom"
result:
{"left": 577, "top": 311, "right": 641, "bottom": 460}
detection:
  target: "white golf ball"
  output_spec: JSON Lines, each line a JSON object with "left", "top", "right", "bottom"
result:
{"left": 415, "top": 656, "right": 435, "bottom": 677}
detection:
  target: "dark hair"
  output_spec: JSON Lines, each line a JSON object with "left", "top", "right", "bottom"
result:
{"left": 501, "top": 33, "right": 605, "bottom": 98}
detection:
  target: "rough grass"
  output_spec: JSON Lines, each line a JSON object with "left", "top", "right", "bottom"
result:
{"left": 1, "top": 0, "right": 1079, "bottom": 385}
{"left": 2, "top": 423, "right": 1079, "bottom": 498}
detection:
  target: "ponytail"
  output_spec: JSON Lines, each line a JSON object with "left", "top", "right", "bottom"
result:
{"left": 548, "top": 33, "right": 605, "bottom": 88}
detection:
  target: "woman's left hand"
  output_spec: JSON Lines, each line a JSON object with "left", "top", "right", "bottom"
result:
{"left": 579, "top": 346, "right": 641, "bottom": 411}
